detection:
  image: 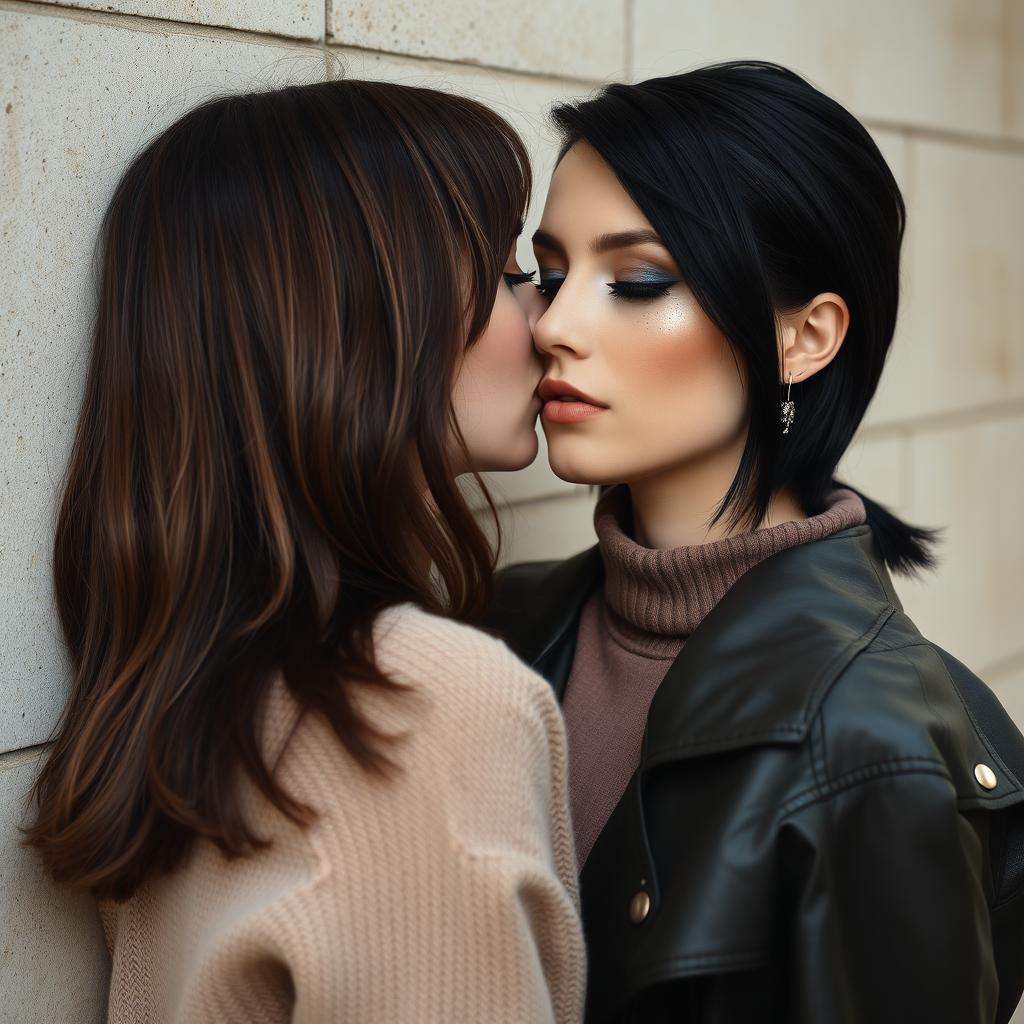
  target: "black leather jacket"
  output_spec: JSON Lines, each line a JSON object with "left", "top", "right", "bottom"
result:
{"left": 483, "top": 526, "right": 1024, "bottom": 1023}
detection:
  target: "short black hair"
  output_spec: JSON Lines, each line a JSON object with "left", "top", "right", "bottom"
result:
{"left": 550, "top": 60, "right": 936, "bottom": 574}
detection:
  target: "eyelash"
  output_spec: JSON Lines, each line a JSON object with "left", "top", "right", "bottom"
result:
{"left": 534, "top": 279, "right": 674, "bottom": 301}
{"left": 608, "top": 281, "right": 673, "bottom": 301}
{"left": 503, "top": 270, "right": 537, "bottom": 288}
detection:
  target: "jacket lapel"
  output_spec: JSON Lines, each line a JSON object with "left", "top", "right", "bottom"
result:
{"left": 482, "top": 545, "right": 602, "bottom": 700}
{"left": 642, "top": 526, "right": 898, "bottom": 764}
{"left": 578, "top": 526, "right": 902, "bottom": 1020}
{"left": 486, "top": 525, "right": 899, "bottom": 740}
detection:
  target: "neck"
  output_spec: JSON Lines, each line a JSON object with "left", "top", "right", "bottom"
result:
{"left": 627, "top": 444, "right": 806, "bottom": 550}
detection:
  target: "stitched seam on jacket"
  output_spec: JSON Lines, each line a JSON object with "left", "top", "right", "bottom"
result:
{"left": 778, "top": 758, "right": 951, "bottom": 819}
{"left": 863, "top": 545, "right": 900, "bottom": 608}
{"left": 862, "top": 637, "right": 932, "bottom": 653}
{"left": 804, "top": 605, "right": 894, "bottom": 721}
{"left": 911, "top": 645, "right": 1019, "bottom": 788}
{"left": 808, "top": 711, "right": 825, "bottom": 792}
{"left": 646, "top": 726, "right": 803, "bottom": 761}
{"left": 630, "top": 949, "right": 769, "bottom": 975}
{"left": 646, "top": 610, "right": 896, "bottom": 763}
{"left": 827, "top": 637, "right": 1019, "bottom": 798}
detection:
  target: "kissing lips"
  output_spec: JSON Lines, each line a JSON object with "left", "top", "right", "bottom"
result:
{"left": 538, "top": 377, "right": 608, "bottom": 425}
{"left": 542, "top": 399, "right": 606, "bottom": 424}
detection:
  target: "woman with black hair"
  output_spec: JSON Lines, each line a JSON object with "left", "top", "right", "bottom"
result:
{"left": 485, "top": 61, "right": 1024, "bottom": 1023}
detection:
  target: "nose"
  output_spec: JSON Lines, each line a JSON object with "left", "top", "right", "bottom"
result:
{"left": 532, "top": 287, "right": 589, "bottom": 360}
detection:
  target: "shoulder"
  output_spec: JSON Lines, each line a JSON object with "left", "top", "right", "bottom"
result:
{"left": 271, "top": 604, "right": 571, "bottom": 875}
{"left": 363, "top": 603, "right": 567, "bottom": 786}
{"left": 816, "top": 613, "right": 1024, "bottom": 808}
{"left": 374, "top": 600, "right": 524, "bottom": 666}
{"left": 257, "top": 603, "right": 562, "bottom": 820}
{"left": 372, "top": 601, "right": 557, "bottom": 720}
{"left": 269, "top": 602, "right": 563, "bottom": 783}
{"left": 371, "top": 604, "right": 570, "bottom": 856}
{"left": 266, "top": 603, "right": 567, "bottom": 846}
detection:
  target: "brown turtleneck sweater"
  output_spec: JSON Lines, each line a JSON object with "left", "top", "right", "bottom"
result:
{"left": 563, "top": 485, "right": 867, "bottom": 867}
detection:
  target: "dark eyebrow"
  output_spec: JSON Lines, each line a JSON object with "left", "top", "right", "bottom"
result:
{"left": 593, "top": 229, "right": 666, "bottom": 254}
{"left": 532, "top": 227, "right": 667, "bottom": 256}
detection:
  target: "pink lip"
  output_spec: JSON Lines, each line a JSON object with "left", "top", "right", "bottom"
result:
{"left": 542, "top": 400, "right": 607, "bottom": 424}
{"left": 537, "top": 377, "right": 608, "bottom": 424}
{"left": 538, "top": 378, "right": 607, "bottom": 407}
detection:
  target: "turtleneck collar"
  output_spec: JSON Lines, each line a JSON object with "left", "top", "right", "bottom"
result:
{"left": 594, "top": 484, "right": 867, "bottom": 654}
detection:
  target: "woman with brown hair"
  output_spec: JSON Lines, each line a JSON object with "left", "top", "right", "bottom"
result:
{"left": 21, "top": 79, "right": 585, "bottom": 1022}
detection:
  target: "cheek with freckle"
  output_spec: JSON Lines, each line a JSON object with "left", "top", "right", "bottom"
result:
{"left": 546, "top": 293, "right": 747, "bottom": 484}
{"left": 615, "top": 299, "right": 747, "bottom": 462}
{"left": 613, "top": 295, "right": 731, "bottom": 390}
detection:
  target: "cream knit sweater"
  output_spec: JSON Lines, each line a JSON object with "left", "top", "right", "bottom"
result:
{"left": 97, "top": 603, "right": 586, "bottom": 1023}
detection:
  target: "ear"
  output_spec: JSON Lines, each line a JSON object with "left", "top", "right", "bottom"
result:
{"left": 778, "top": 292, "right": 849, "bottom": 384}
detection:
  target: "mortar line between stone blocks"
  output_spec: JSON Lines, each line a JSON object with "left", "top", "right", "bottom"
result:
{"left": 506, "top": 485, "right": 597, "bottom": 515}
{"left": 326, "top": 41, "right": 605, "bottom": 89}
{"left": 0, "top": 741, "right": 51, "bottom": 769}
{"left": 858, "top": 397, "right": 1024, "bottom": 441}
{"left": 472, "top": 482, "right": 592, "bottom": 512}
{"left": 5, "top": 1, "right": 1024, "bottom": 147}
{"left": 861, "top": 115, "right": 1024, "bottom": 157}
{"left": 1, "top": 1, "right": 610, "bottom": 91}
{"left": 0, "top": 0, "right": 328, "bottom": 48}
{"left": 903, "top": 129, "right": 916, "bottom": 211}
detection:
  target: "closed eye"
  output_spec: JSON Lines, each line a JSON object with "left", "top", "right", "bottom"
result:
{"left": 608, "top": 280, "right": 675, "bottom": 300}
{"left": 535, "top": 275, "right": 565, "bottom": 300}
{"left": 503, "top": 270, "right": 537, "bottom": 288}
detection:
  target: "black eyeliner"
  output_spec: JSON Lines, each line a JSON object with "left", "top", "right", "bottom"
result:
{"left": 608, "top": 278, "right": 677, "bottom": 300}
{"left": 535, "top": 273, "right": 565, "bottom": 299}
{"left": 503, "top": 270, "right": 537, "bottom": 287}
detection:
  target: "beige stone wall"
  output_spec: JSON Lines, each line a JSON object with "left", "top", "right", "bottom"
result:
{"left": 1, "top": 2, "right": 1020, "bottom": 1020}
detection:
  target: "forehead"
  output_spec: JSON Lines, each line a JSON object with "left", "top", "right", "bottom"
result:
{"left": 540, "top": 141, "right": 655, "bottom": 239}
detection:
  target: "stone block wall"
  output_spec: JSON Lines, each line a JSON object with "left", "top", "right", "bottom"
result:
{"left": 2, "top": 2, "right": 1021, "bottom": 1019}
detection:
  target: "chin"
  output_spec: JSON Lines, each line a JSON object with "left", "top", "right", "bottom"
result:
{"left": 544, "top": 434, "right": 615, "bottom": 486}
{"left": 477, "top": 428, "right": 539, "bottom": 473}
{"left": 514, "top": 429, "right": 541, "bottom": 470}
{"left": 547, "top": 454, "right": 609, "bottom": 486}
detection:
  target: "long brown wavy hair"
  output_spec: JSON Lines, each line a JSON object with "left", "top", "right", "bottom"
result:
{"left": 21, "top": 78, "right": 531, "bottom": 901}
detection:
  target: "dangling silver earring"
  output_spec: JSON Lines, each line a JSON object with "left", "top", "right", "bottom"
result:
{"left": 781, "top": 371, "right": 796, "bottom": 434}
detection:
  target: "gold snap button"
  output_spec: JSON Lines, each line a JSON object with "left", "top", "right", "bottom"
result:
{"left": 975, "top": 763, "right": 998, "bottom": 790}
{"left": 629, "top": 891, "right": 650, "bottom": 925}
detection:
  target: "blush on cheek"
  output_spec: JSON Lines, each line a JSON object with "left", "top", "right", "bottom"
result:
{"left": 450, "top": 286, "right": 542, "bottom": 473}
{"left": 601, "top": 296, "right": 748, "bottom": 473}
{"left": 494, "top": 290, "right": 537, "bottom": 373}
{"left": 471, "top": 292, "right": 529, "bottom": 385}
{"left": 625, "top": 298, "right": 731, "bottom": 380}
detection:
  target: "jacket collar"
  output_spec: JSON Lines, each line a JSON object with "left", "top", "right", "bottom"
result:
{"left": 492, "top": 526, "right": 901, "bottom": 761}
{"left": 485, "top": 544, "right": 602, "bottom": 701}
